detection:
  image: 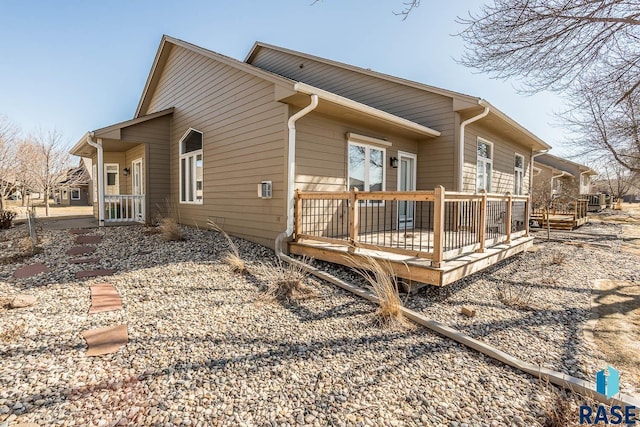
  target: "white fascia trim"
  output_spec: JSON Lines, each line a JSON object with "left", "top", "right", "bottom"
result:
{"left": 294, "top": 82, "right": 441, "bottom": 138}
{"left": 346, "top": 132, "right": 392, "bottom": 147}
{"left": 479, "top": 99, "right": 551, "bottom": 151}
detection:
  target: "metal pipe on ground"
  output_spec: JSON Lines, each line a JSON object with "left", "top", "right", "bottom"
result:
{"left": 275, "top": 251, "right": 640, "bottom": 409}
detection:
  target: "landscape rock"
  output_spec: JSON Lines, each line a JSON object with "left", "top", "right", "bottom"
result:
{"left": 10, "top": 294, "right": 36, "bottom": 309}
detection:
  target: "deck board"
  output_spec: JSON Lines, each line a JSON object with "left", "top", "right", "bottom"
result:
{"left": 289, "top": 236, "right": 533, "bottom": 287}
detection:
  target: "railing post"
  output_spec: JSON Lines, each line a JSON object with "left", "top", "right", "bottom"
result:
{"left": 477, "top": 191, "right": 487, "bottom": 253}
{"left": 294, "top": 189, "right": 302, "bottom": 239}
{"left": 505, "top": 192, "right": 512, "bottom": 243}
{"left": 348, "top": 187, "right": 359, "bottom": 253}
{"left": 573, "top": 199, "right": 578, "bottom": 221}
{"left": 525, "top": 196, "right": 530, "bottom": 237}
{"left": 432, "top": 186, "right": 445, "bottom": 267}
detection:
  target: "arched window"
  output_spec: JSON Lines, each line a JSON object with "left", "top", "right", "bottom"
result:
{"left": 179, "top": 128, "right": 203, "bottom": 203}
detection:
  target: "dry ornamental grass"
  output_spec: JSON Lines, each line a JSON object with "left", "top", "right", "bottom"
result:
{"left": 256, "top": 258, "right": 314, "bottom": 303}
{"left": 352, "top": 255, "right": 411, "bottom": 329}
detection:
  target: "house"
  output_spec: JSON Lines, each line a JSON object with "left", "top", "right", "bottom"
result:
{"left": 531, "top": 153, "right": 596, "bottom": 229}
{"left": 534, "top": 153, "right": 596, "bottom": 197}
{"left": 70, "top": 35, "right": 552, "bottom": 286}
{"left": 56, "top": 160, "right": 92, "bottom": 206}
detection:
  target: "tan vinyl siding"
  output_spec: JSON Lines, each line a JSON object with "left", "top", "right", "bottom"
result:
{"left": 295, "top": 111, "right": 419, "bottom": 192}
{"left": 250, "top": 48, "right": 458, "bottom": 191}
{"left": 463, "top": 122, "right": 532, "bottom": 194}
{"left": 121, "top": 115, "right": 171, "bottom": 221}
{"left": 143, "top": 45, "right": 287, "bottom": 248}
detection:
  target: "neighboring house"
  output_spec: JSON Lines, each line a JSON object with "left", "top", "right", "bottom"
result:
{"left": 534, "top": 153, "right": 596, "bottom": 198}
{"left": 70, "top": 35, "right": 552, "bottom": 286}
{"left": 531, "top": 154, "right": 597, "bottom": 229}
{"left": 56, "top": 162, "right": 91, "bottom": 206}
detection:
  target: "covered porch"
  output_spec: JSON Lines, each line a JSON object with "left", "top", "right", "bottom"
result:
{"left": 290, "top": 187, "right": 532, "bottom": 286}
{"left": 69, "top": 109, "right": 172, "bottom": 225}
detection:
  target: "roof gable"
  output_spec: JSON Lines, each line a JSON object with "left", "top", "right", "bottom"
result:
{"left": 135, "top": 36, "right": 295, "bottom": 118}
{"left": 245, "top": 42, "right": 480, "bottom": 105}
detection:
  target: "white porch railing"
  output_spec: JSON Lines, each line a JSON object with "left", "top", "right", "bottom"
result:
{"left": 104, "top": 195, "right": 145, "bottom": 223}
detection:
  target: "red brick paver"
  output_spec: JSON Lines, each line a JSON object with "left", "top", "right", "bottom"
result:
{"left": 75, "top": 235, "right": 103, "bottom": 244}
{"left": 14, "top": 263, "right": 51, "bottom": 279}
{"left": 75, "top": 269, "right": 115, "bottom": 279}
{"left": 82, "top": 324, "right": 128, "bottom": 356}
{"left": 88, "top": 283, "right": 122, "bottom": 314}
{"left": 68, "top": 257, "right": 100, "bottom": 264}
{"left": 67, "top": 246, "right": 97, "bottom": 256}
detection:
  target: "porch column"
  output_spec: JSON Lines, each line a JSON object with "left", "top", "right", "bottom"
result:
{"left": 96, "top": 138, "right": 105, "bottom": 226}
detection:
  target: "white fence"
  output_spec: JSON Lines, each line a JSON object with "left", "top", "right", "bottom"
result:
{"left": 104, "top": 195, "right": 145, "bottom": 223}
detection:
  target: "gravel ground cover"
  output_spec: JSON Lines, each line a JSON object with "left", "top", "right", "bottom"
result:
{"left": 0, "top": 222, "right": 627, "bottom": 426}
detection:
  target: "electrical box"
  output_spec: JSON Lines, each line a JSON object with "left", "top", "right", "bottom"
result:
{"left": 258, "top": 181, "right": 272, "bottom": 199}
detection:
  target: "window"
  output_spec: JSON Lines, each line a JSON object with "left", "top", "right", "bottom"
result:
{"left": 104, "top": 164, "right": 119, "bottom": 195}
{"left": 476, "top": 139, "right": 493, "bottom": 192}
{"left": 179, "top": 128, "right": 203, "bottom": 203}
{"left": 514, "top": 154, "right": 525, "bottom": 195}
{"left": 348, "top": 142, "right": 385, "bottom": 193}
{"left": 71, "top": 188, "right": 81, "bottom": 200}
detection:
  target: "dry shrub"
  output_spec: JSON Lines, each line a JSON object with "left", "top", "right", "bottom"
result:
{"left": 207, "top": 220, "right": 246, "bottom": 274}
{"left": 352, "top": 256, "right": 410, "bottom": 328}
{"left": 550, "top": 250, "right": 567, "bottom": 265}
{"left": 0, "top": 210, "right": 17, "bottom": 229}
{"left": 155, "top": 199, "right": 184, "bottom": 241}
{"left": 496, "top": 283, "right": 535, "bottom": 310}
{"left": 0, "top": 320, "right": 25, "bottom": 343}
{"left": 257, "top": 258, "right": 314, "bottom": 303}
{"left": 538, "top": 377, "right": 585, "bottom": 427}
{"left": 159, "top": 217, "right": 184, "bottom": 241}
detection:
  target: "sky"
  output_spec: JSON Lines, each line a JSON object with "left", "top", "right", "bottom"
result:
{"left": 0, "top": 0, "right": 572, "bottom": 155}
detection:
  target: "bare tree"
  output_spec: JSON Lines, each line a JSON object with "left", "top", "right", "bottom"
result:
{"left": 457, "top": 0, "right": 640, "bottom": 172}
{"left": 13, "top": 140, "right": 40, "bottom": 207}
{"left": 0, "top": 116, "right": 19, "bottom": 211}
{"left": 597, "top": 160, "right": 638, "bottom": 202}
{"left": 30, "top": 129, "right": 73, "bottom": 217}
{"left": 563, "top": 75, "right": 640, "bottom": 172}
{"left": 457, "top": 1, "right": 640, "bottom": 99}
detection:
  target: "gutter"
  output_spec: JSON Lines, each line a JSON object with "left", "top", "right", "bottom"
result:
{"left": 275, "top": 94, "right": 319, "bottom": 256}
{"left": 458, "top": 102, "right": 490, "bottom": 191}
{"left": 85, "top": 133, "right": 105, "bottom": 226}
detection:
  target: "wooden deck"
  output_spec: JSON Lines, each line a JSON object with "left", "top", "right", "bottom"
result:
{"left": 530, "top": 213, "right": 588, "bottom": 230}
{"left": 290, "top": 234, "right": 534, "bottom": 287}
{"left": 293, "top": 187, "right": 532, "bottom": 287}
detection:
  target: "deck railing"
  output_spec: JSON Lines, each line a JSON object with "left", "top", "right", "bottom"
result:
{"left": 532, "top": 198, "right": 588, "bottom": 221}
{"left": 294, "top": 187, "right": 529, "bottom": 267}
{"left": 104, "top": 195, "right": 145, "bottom": 223}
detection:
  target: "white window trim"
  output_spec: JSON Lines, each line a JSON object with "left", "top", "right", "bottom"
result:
{"left": 132, "top": 158, "right": 144, "bottom": 195}
{"left": 476, "top": 137, "right": 493, "bottom": 193}
{"left": 514, "top": 153, "right": 525, "bottom": 195}
{"left": 179, "top": 128, "right": 203, "bottom": 205}
{"left": 347, "top": 140, "right": 386, "bottom": 206}
{"left": 104, "top": 163, "right": 120, "bottom": 196}
{"left": 70, "top": 188, "right": 81, "bottom": 200}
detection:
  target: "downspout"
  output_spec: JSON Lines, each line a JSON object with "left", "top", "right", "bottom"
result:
{"left": 550, "top": 171, "right": 570, "bottom": 195}
{"left": 86, "top": 133, "right": 105, "bottom": 226}
{"left": 530, "top": 149, "right": 549, "bottom": 195}
{"left": 275, "top": 94, "right": 319, "bottom": 257}
{"left": 579, "top": 171, "right": 589, "bottom": 195}
{"left": 458, "top": 102, "right": 490, "bottom": 192}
